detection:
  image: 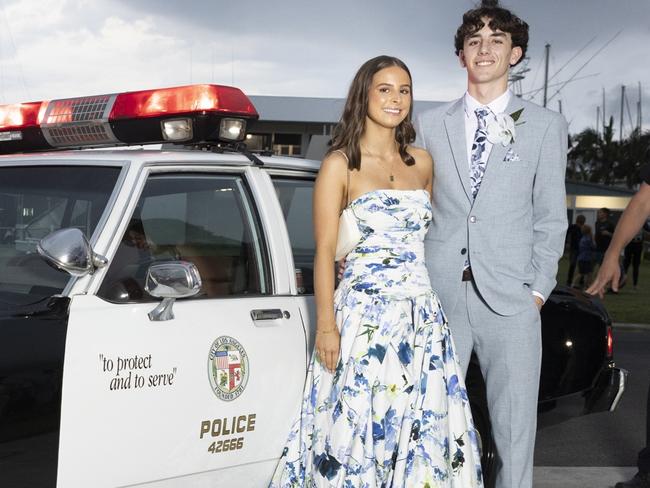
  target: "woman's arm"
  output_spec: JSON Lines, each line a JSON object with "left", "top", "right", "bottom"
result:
{"left": 312, "top": 152, "right": 348, "bottom": 372}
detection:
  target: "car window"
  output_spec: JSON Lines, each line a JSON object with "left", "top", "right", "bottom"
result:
{"left": 0, "top": 165, "right": 121, "bottom": 306}
{"left": 272, "top": 177, "right": 315, "bottom": 294}
{"left": 98, "top": 173, "right": 269, "bottom": 303}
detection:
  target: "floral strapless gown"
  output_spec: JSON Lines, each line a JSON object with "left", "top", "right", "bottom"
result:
{"left": 270, "top": 189, "right": 483, "bottom": 487}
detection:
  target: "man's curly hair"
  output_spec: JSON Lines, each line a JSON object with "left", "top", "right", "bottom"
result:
{"left": 454, "top": 0, "right": 529, "bottom": 66}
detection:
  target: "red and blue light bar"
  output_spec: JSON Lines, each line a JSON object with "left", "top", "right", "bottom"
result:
{"left": 0, "top": 84, "right": 258, "bottom": 154}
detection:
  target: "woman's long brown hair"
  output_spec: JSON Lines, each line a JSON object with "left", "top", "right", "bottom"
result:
{"left": 327, "top": 55, "right": 416, "bottom": 170}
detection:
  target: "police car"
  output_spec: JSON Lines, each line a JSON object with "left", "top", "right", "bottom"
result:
{"left": 0, "top": 84, "right": 625, "bottom": 488}
{"left": 0, "top": 84, "right": 320, "bottom": 487}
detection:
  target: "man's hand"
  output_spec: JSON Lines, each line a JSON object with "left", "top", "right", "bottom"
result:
{"left": 336, "top": 259, "right": 346, "bottom": 280}
{"left": 534, "top": 295, "right": 544, "bottom": 311}
{"left": 586, "top": 254, "right": 621, "bottom": 298}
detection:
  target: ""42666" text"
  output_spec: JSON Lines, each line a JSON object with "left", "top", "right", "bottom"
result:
{"left": 208, "top": 437, "right": 244, "bottom": 454}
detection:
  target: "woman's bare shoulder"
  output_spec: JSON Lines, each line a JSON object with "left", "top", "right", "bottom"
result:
{"left": 407, "top": 145, "right": 433, "bottom": 169}
{"left": 406, "top": 145, "right": 432, "bottom": 160}
{"left": 322, "top": 150, "right": 349, "bottom": 168}
{"left": 318, "top": 150, "right": 349, "bottom": 182}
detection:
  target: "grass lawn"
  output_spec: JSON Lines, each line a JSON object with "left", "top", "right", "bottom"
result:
{"left": 556, "top": 255, "right": 650, "bottom": 324}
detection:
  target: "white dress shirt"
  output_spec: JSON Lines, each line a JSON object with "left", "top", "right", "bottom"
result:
{"left": 463, "top": 90, "right": 511, "bottom": 168}
{"left": 462, "top": 90, "right": 545, "bottom": 303}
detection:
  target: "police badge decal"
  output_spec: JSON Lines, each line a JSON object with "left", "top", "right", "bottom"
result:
{"left": 208, "top": 336, "right": 249, "bottom": 401}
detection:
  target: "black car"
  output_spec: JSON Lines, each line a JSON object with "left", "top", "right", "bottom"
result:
{"left": 466, "top": 285, "right": 627, "bottom": 487}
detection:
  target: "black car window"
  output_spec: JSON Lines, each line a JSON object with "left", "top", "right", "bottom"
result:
{"left": 98, "top": 173, "right": 269, "bottom": 303}
{"left": 272, "top": 177, "right": 315, "bottom": 294}
{"left": 0, "top": 165, "right": 120, "bottom": 306}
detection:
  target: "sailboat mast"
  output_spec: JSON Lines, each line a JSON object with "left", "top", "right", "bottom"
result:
{"left": 620, "top": 85, "right": 625, "bottom": 140}
{"left": 639, "top": 82, "right": 643, "bottom": 131}
{"left": 543, "top": 44, "right": 550, "bottom": 108}
{"left": 602, "top": 87, "right": 606, "bottom": 130}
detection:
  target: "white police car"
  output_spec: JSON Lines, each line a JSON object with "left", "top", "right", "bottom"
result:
{"left": 0, "top": 84, "right": 319, "bottom": 487}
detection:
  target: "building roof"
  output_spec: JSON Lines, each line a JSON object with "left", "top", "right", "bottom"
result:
{"left": 566, "top": 180, "right": 636, "bottom": 197}
{"left": 249, "top": 95, "right": 443, "bottom": 123}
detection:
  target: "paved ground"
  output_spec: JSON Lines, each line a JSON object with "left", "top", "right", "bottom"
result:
{"left": 535, "top": 328, "right": 648, "bottom": 467}
{"left": 533, "top": 467, "right": 637, "bottom": 487}
{"left": 531, "top": 326, "right": 648, "bottom": 487}
{"left": 616, "top": 322, "right": 650, "bottom": 331}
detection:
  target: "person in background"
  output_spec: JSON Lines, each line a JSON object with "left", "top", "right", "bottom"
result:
{"left": 571, "top": 224, "right": 594, "bottom": 289}
{"left": 566, "top": 214, "right": 586, "bottom": 286}
{"left": 623, "top": 226, "right": 646, "bottom": 290}
{"left": 587, "top": 164, "right": 650, "bottom": 488}
{"left": 594, "top": 207, "right": 615, "bottom": 269}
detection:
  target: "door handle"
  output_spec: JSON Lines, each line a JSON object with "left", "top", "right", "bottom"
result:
{"left": 250, "top": 309, "right": 284, "bottom": 321}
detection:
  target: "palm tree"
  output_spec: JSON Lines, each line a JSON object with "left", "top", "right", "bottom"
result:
{"left": 568, "top": 117, "right": 620, "bottom": 184}
{"left": 618, "top": 128, "right": 650, "bottom": 188}
{"left": 568, "top": 128, "right": 599, "bottom": 181}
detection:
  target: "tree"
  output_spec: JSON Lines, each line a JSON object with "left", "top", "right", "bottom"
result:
{"left": 568, "top": 117, "right": 620, "bottom": 184}
{"left": 568, "top": 117, "right": 650, "bottom": 188}
{"left": 618, "top": 128, "right": 650, "bottom": 188}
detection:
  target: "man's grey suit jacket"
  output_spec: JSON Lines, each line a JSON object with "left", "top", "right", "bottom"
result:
{"left": 415, "top": 95, "right": 568, "bottom": 316}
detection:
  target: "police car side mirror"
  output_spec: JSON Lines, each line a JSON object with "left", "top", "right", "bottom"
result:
{"left": 145, "top": 261, "right": 202, "bottom": 321}
{"left": 37, "top": 228, "right": 108, "bottom": 277}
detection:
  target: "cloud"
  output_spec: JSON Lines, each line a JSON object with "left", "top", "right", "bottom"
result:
{"left": 0, "top": 0, "right": 647, "bottom": 134}
{"left": 0, "top": 11, "right": 190, "bottom": 101}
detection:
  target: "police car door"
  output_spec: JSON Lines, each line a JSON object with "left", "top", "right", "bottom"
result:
{"left": 57, "top": 165, "right": 306, "bottom": 487}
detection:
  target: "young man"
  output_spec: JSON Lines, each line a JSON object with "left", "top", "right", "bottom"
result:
{"left": 415, "top": 1, "right": 567, "bottom": 486}
{"left": 587, "top": 165, "right": 650, "bottom": 488}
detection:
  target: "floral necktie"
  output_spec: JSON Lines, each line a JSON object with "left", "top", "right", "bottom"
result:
{"left": 470, "top": 107, "right": 490, "bottom": 200}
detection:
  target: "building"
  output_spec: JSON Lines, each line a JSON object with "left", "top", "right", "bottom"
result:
{"left": 566, "top": 180, "right": 636, "bottom": 227}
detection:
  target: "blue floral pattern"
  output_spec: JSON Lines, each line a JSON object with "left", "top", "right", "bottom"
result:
{"left": 270, "top": 189, "right": 483, "bottom": 487}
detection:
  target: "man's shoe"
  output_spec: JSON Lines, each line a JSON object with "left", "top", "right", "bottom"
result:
{"left": 615, "top": 472, "right": 650, "bottom": 488}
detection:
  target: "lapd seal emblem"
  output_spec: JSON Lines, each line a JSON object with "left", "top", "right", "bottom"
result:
{"left": 208, "top": 336, "right": 249, "bottom": 401}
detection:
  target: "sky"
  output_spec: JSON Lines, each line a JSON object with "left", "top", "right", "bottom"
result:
{"left": 0, "top": 0, "right": 648, "bottom": 135}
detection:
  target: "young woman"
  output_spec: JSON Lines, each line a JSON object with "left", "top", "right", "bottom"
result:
{"left": 270, "top": 56, "right": 483, "bottom": 487}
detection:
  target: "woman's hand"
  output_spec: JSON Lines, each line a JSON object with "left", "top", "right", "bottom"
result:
{"left": 314, "top": 324, "right": 340, "bottom": 373}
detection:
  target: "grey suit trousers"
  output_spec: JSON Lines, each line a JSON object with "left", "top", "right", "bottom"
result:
{"left": 445, "top": 280, "right": 542, "bottom": 488}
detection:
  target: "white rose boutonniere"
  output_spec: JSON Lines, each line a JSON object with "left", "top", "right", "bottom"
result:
{"left": 486, "top": 108, "right": 525, "bottom": 147}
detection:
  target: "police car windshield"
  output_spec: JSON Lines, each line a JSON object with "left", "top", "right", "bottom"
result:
{"left": 0, "top": 165, "right": 120, "bottom": 307}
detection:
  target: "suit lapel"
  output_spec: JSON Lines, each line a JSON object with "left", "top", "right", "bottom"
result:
{"left": 473, "top": 95, "right": 525, "bottom": 206}
{"left": 443, "top": 98, "right": 472, "bottom": 202}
